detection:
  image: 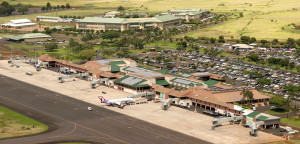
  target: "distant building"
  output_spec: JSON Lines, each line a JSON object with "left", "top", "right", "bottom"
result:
{"left": 231, "top": 44, "right": 254, "bottom": 51}
{"left": 5, "top": 33, "right": 53, "bottom": 42}
{"left": 1, "top": 19, "right": 36, "bottom": 29}
{"left": 35, "top": 16, "right": 62, "bottom": 22}
{"left": 76, "top": 15, "right": 181, "bottom": 31}
{"left": 167, "top": 9, "right": 208, "bottom": 21}
{"left": 35, "top": 16, "right": 75, "bottom": 23}
{"left": 105, "top": 11, "right": 120, "bottom": 18}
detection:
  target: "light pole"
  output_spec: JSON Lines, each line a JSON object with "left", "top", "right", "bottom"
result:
{"left": 34, "top": 48, "right": 37, "bottom": 65}
{"left": 194, "top": 94, "right": 198, "bottom": 112}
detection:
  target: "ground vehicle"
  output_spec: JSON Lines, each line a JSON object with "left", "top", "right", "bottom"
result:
{"left": 59, "top": 68, "right": 73, "bottom": 74}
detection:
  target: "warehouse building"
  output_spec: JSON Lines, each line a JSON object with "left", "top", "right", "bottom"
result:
{"left": 167, "top": 9, "right": 208, "bottom": 21}
{"left": 5, "top": 33, "right": 53, "bottom": 42}
{"left": 35, "top": 16, "right": 62, "bottom": 22}
{"left": 105, "top": 11, "right": 120, "bottom": 18}
{"left": 1, "top": 19, "right": 36, "bottom": 29}
{"left": 76, "top": 14, "right": 181, "bottom": 31}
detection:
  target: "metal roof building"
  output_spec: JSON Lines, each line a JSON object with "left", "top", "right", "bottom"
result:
{"left": 1, "top": 19, "right": 36, "bottom": 29}
{"left": 76, "top": 15, "right": 181, "bottom": 31}
{"left": 5, "top": 33, "right": 53, "bottom": 42}
{"left": 167, "top": 9, "right": 208, "bottom": 20}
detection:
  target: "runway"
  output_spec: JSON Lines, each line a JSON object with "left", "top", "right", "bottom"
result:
{"left": 0, "top": 74, "right": 211, "bottom": 144}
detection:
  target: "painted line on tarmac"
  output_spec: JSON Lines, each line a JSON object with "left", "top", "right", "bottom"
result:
{"left": 0, "top": 95, "right": 129, "bottom": 144}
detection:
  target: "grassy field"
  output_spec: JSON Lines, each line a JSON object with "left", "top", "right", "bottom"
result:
{"left": 0, "top": 8, "right": 111, "bottom": 24}
{"left": 281, "top": 117, "right": 300, "bottom": 128}
{"left": 266, "top": 109, "right": 290, "bottom": 114}
{"left": 268, "top": 139, "right": 300, "bottom": 144}
{"left": 0, "top": 106, "right": 48, "bottom": 139}
{"left": 2, "top": 0, "right": 299, "bottom": 40}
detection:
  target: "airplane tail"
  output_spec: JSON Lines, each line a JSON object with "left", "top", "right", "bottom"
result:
{"left": 98, "top": 96, "right": 106, "bottom": 103}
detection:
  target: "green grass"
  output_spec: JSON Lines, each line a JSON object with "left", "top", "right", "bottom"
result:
{"left": 146, "top": 41, "right": 178, "bottom": 48}
{"left": 4, "top": 43, "right": 82, "bottom": 62}
{"left": 281, "top": 117, "right": 300, "bottom": 128}
{"left": 0, "top": 106, "right": 48, "bottom": 139}
{"left": 268, "top": 139, "right": 300, "bottom": 144}
{"left": 266, "top": 109, "right": 290, "bottom": 114}
{"left": 0, "top": 8, "right": 111, "bottom": 24}
{"left": 3, "top": 0, "right": 299, "bottom": 40}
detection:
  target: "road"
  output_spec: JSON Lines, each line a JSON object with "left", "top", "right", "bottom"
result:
{"left": 0, "top": 74, "right": 210, "bottom": 144}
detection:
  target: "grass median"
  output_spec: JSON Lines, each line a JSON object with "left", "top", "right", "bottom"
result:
{"left": 0, "top": 106, "right": 48, "bottom": 139}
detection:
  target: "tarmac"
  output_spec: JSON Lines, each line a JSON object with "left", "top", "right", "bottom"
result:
{"left": 0, "top": 74, "right": 210, "bottom": 144}
{"left": 0, "top": 60, "right": 285, "bottom": 144}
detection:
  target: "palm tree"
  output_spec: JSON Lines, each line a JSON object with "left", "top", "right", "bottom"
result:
{"left": 240, "top": 89, "right": 254, "bottom": 105}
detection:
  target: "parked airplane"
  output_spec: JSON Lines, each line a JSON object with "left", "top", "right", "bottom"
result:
{"left": 98, "top": 96, "right": 134, "bottom": 106}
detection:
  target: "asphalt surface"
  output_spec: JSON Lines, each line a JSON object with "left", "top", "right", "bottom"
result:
{"left": 0, "top": 74, "right": 211, "bottom": 144}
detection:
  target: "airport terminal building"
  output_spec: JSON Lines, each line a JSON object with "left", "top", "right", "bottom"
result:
{"left": 76, "top": 15, "right": 181, "bottom": 31}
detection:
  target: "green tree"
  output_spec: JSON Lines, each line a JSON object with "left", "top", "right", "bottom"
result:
{"left": 44, "top": 28, "right": 52, "bottom": 35}
{"left": 272, "top": 39, "right": 279, "bottom": 44}
{"left": 0, "top": 1, "right": 15, "bottom": 16}
{"left": 166, "top": 64, "right": 175, "bottom": 70}
{"left": 102, "top": 31, "right": 120, "bottom": 41}
{"left": 257, "top": 78, "right": 271, "bottom": 88}
{"left": 286, "top": 38, "right": 296, "bottom": 48}
{"left": 61, "top": 5, "right": 65, "bottom": 9}
{"left": 56, "top": 5, "right": 60, "bottom": 9}
{"left": 32, "top": 29, "right": 39, "bottom": 33}
{"left": 66, "top": 3, "right": 71, "bottom": 8}
{"left": 41, "top": 6, "right": 46, "bottom": 12}
{"left": 117, "top": 6, "right": 125, "bottom": 11}
{"left": 64, "top": 31, "right": 70, "bottom": 36}
{"left": 18, "top": 6, "right": 28, "bottom": 14}
{"left": 240, "top": 89, "right": 254, "bottom": 104}
{"left": 279, "top": 59, "right": 289, "bottom": 67}
{"left": 240, "top": 36, "right": 250, "bottom": 44}
{"left": 248, "top": 53, "right": 259, "bottom": 62}
{"left": 46, "top": 2, "right": 51, "bottom": 8}
{"left": 289, "top": 62, "right": 295, "bottom": 69}
{"left": 234, "top": 49, "right": 240, "bottom": 55}
{"left": 296, "top": 65, "right": 300, "bottom": 72}
{"left": 249, "top": 37, "right": 256, "bottom": 43}
{"left": 269, "top": 96, "right": 287, "bottom": 109}
{"left": 79, "top": 49, "right": 96, "bottom": 61}
{"left": 210, "top": 37, "right": 216, "bottom": 43}
{"left": 1, "top": 1, "right": 9, "bottom": 7}
{"left": 239, "top": 12, "right": 243, "bottom": 17}
{"left": 218, "top": 35, "right": 225, "bottom": 43}
{"left": 45, "top": 43, "right": 58, "bottom": 52}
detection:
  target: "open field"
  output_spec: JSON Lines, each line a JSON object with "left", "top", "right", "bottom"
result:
{"left": 266, "top": 109, "right": 290, "bottom": 114}
{"left": 0, "top": 8, "right": 111, "bottom": 24}
{"left": 2, "top": 0, "right": 299, "bottom": 39}
{"left": 281, "top": 117, "right": 300, "bottom": 128}
{"left": 0, "top": 106, "right": 48, "bottom": 139}
{"left": 0, "top": 60, "right": 285, "bottom": 144}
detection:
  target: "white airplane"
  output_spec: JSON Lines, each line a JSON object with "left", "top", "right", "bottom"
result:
{"left": 98, "top": 96, "right": 134, "bottom": 106}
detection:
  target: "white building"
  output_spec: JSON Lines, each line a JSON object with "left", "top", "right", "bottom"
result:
{"left": 1, "top": 19, "right": 36, "bottom": 29}
{"left": 231, "top": 44, "right": 254, "bottom": 51}
{"left": 105, "top": 11, "right": 120, "bottom": 18}
{"left": 35, "top": 16, "right": 62, "bottom": 22}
